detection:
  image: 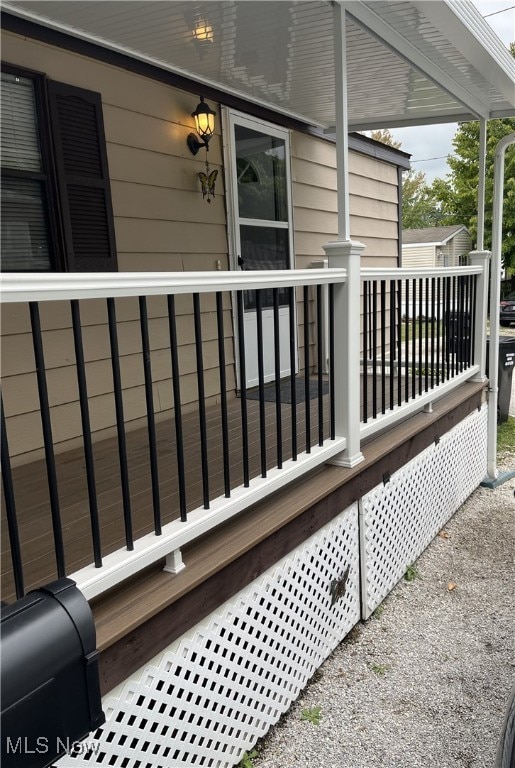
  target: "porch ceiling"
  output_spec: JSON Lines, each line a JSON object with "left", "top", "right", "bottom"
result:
{"left": 3, "top": 0, "right": 515, "bottom": 129}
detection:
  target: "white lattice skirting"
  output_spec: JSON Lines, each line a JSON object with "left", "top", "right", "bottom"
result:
{"left": 360, "top": 404, "right": 488, "bottom": 619}
{"left": 57, "top": 503, "right": 360, "bottom": 768}
{"left": 55, "top": 405, "right": 487, "bottom": 767}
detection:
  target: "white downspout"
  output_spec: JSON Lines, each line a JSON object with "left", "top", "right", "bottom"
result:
{"left": 486, "top": 132, "right": 515, "bottom": 481}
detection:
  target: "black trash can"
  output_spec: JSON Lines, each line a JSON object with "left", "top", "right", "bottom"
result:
{"left": 446, "top": 309, "right": 472, "bottom": 364}
{"left": 486, "top": 336, "right": 515, "bottom": 423}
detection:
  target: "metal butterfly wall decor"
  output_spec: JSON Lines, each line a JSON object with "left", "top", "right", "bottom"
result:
{"left": 198, "top": 157, "right": 218, "bottom": 204}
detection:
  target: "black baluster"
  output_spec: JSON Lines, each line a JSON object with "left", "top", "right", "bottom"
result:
{"left": 363, "top": 280, "right": 369, "bottom": 423}
{"left": 436, "top": 277, "right": 442, "bottom": 386}
{"left": 418, "top": 277, "right": 423, "bottom": 395}
{"left": 430, "top": 278, "right": 436, "bottom": 390}
{"left": 411, "top": 279, "right": 417, "bottom": 400}
{"left": 329, "top": 284, "right": 335, "bottom": 440}
{"left": 193, "top": 293, "right": 210, "bottom": 508}
{"left": 289, "top": 287, "right": 297, "bottom": 461}
{"left": 389, "top": 280, "right": 395, "bottom": 411}
{"left": 1, "top": 394, "right": 24, "bottom": 598}
{"left": 452, "top": 275, "right": 457, "bottom": 377}
{"left": 236, "top": 292, "right": 250, "bottom": 486}
{"left": 372, "top": 280, "right": 378, "bottom": 418}
{"left": 167, "top": 295, "right": 187, "bottom": 520}
{"left": 470, "top": 275, "right": 477, "bottom": 366}
{"left": 256, "top": 290, "right": 267, "bottom": 477}
{"left": 29, "top": 302, "right": 66, "bottom": 574}
{"left": 303, "top": 285, "right": 311, "bottom": 453}
{"left": 462, "top": 275, "right": 472, "bottom": 370}
{"left": 445, "top": 276, "right": 451, "bottom": 380}
{"left": 404, "top": 280, "right": 410, "bottom": 403}
{"left": 138, "top": 296, "right": 161, "bottom": 534}
{"left": 317, "top": 284, "right": 324, "bottom": 446}
{"left": 381, "top": 280, "right": 386, "bottom": 414}
{"left": 107, "top": 298, "right": 133, "bottom": 550}
{"left": 216, "top": 292, "right": 231, "bottom": 497}
{"left": 273, "top": 289, "right": 283, "bottom": 468}
{"left": 71, "top": 300, "right": 102, "bottom": 563}
{"left": 425, "top": 278, "right": 429, "bottom": 392}
{"left": 397, "top": 280, "right": 402, "bottom": 407}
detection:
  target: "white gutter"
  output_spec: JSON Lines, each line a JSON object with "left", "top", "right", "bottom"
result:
{"left": 440, "top": 0, "right": 515, "bottom": 99}
{"left": 486, "top": 132, "right": 515, "bottom": 482}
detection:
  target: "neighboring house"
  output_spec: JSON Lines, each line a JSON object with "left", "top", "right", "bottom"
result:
{"left": 1, "top": 3, "right": 513, "bottom": 768}
{"left": 402, "top": 225, "right": 472, "bottom": 268}
{"left": 400, "top": 226, "right": 473, "bottom": 317}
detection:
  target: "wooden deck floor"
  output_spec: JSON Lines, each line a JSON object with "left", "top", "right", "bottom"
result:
{"left": 1, "top": 388, "right": 333, "bottom": 602}
{"left": 1, "top": 366, "right": 417, "bottom": 603}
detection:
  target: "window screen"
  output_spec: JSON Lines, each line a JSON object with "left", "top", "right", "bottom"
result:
{"left": 1, "top": 73, "right": 52, "bottom": 271}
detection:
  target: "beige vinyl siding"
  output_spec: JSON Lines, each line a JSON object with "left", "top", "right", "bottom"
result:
{"left": 447, "top": 230, "right": 472, "bottom": 265}
{"left": 454, "top": 230, "right": 472, "bottom": 256}
{"left": 292, "top": 132, "right": 400, "bottom": 269}
{"left": 1, "top": 31, "right": 233, "bottom": 462}
{"left": 292, "top": 132, "right": 400, "bottom": 366}
{"left": 401, "top": 245, "right": 436, "bottom": 268}
{"left": 401, "top": 230, "right": 471, "bottom": 271}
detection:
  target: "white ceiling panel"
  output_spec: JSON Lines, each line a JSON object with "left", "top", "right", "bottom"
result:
{"left": 3, "top": 0, "right": 514, "bottom": 128}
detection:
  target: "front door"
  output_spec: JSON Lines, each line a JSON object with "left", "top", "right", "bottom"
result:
{"left": 225, "top": 111, "right": 295, "bottom": 389}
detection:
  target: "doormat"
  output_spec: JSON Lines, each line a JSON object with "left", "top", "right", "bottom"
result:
{"left": 245, "top": 378, "right": 329, "bottom": 404}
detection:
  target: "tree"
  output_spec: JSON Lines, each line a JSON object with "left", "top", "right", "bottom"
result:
{"left": 430, "top": 118, "right": 515, "bottom": 270}
{"left": 368, "top": 129, "right": 402, "bottom": 149}
{"left": 367, "top": 129, "right": 442, "bottom": 229}
{"left": 402, "top": 170, "right": 444, "bottom": 229}
{"left": 429, "top": 43, "right": 515, "bottom": 270}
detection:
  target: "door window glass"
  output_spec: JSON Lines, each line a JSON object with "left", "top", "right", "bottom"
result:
{"left": 235, "top": 125, "right": 287, "bottom": 222}
{"left": 240, "top": 225, "right": 289, "bottom": 309}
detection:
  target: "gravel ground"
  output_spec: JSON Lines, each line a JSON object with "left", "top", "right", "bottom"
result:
{"left": 253, "top": 453, "right": 515, "bottom": 768}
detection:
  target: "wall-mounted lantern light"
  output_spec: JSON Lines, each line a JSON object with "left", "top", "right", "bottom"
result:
{"left": 187, "top": 96, "right": 216, "bottom": 155}
{"left": 193, "top": 19, "right": 213, "bottom": 43}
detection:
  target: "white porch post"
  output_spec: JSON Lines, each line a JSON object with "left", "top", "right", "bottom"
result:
{"left": 323, "top": 2, "right": 365, "bottom": 468}
{"left": 469, "top": 250, "right": 490, "bottom": 382}
{"left": 333, "top": 1, "right": 351, "bottom": 243}
{"left": 476, "top": 119, "right": 487, "bottom": 251}
{"left": 324, "top": 240, "right": 365, "bottom": 467}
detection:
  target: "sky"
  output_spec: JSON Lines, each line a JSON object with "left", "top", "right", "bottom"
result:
{"left": 388, "top": 0, "right": 515, "bottom": 184}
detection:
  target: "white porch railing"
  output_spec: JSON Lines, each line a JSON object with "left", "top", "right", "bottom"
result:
{"left": 0, "top": 258, "right": 487, "bottom": 601}
{"left": 1, "top": 269, "right": 345, "bottom": 601}
{"left": 358, "top": 262, "right": 486, "bottom": 441}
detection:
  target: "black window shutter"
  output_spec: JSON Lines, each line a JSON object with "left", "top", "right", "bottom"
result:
{"left": 47, "top": 81, "right": 117, "bottom": 272}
